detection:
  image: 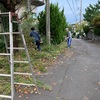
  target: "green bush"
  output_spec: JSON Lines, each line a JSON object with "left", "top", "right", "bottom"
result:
{"left": 72, "top": 32, "right": 76, "bottom": 38}
{"left": 0, "top": 36, "right": 5, "bottom": 52}
{"left": 83, "top": 25, "right": 90, "bottom": 34}
{"left": 38, "top": 3, "right": 68, "bottom": 45}
{"left": 94, "top": 27, "right": 100, "bottom": 36}
{"left": 92, "top": 14, "right": 100, "bottom": 36}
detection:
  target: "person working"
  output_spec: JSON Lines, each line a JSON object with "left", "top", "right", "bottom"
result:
{"left": 66, "top": 28, "right": 72, "bottom": 48}
{"left": 30, "top": 27, "right": 41, "bottom": 51}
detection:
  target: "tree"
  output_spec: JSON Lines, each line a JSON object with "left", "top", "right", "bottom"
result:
{"left": 83, "top": 0, "right": 100, "bottom": 25}
{"left": 92, "top": 14, "right": 100, "bottom": 36}
{"left": 93, "top": 14, "right": 100, "bottom": 27}
{"left": 0, "top": 0, "right": 23, "bottom": 52}
{"left": 0, "top": 0, "right": 21, "bottom": 12}
{"left": 74, "top": 21, "right": 88, "bottom": 33}
{"left": 38, "top": 3, "right": 68, "bottom": 44}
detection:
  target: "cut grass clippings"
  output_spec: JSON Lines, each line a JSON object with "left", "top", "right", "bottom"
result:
{"left": 0, "top": 42, "right": 67, "bottom": 95}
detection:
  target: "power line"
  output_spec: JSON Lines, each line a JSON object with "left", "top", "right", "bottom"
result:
{"left": 74, "top": 0, "right": 80, "bottom": 22}
{"left": 72, "top": 0, "right": 78, "bottom": 22}
{"left": 65, "top": 0, "right": 77, "bottom": 22}
{"left": 75, "top": 0, "right": 79, "bottom": 10}
{"left": 80, "top": 0, "right": 82, "bottom": 23}
{"left": 72, "top": 0, "right": 76, "bottom": 13}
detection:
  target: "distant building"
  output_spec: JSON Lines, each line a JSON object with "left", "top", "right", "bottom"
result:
{"left": 72, "top": 20, "right": 88, "bottom": 33}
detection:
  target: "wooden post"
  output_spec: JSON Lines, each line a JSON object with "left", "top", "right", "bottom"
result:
{"left": 46, "top": 0, "right": 50, "bottom": 45}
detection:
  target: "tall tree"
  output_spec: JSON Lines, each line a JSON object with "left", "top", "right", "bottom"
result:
{"left": 38, "top": 3, "right": 68, "bottom": 44}
{"left": 92, "top": 14, "right": 100, "bottom": 36}
{"left": 83, "top": 0, "right": 100, "bottom": 25}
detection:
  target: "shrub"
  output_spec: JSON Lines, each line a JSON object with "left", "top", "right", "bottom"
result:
{"left": 38, "top": 3, "right": 68, "bottom": 45}
{"left": 0, "top": 36, "right": 5, "bottom": 52}
{"left": 92, "top": 14, "right": 100, "bottom": 36}
{"left": 83, "top": 25, "right": 90, "bottom": 35}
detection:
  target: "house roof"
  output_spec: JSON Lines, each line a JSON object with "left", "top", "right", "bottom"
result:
{"left": 31, "top": 0, "right": 44, "bottom": 6}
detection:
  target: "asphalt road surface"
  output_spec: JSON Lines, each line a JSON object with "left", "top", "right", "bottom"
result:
{"left": 14, "top": 38, "right": 100, "bottom": 100}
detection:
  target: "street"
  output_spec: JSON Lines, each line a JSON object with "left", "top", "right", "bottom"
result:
{"left": 14, "top": 38, "right": 100, "bottom": 100}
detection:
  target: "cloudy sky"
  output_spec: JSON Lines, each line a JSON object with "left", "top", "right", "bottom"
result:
{"left": 38, "top": 0, "right": 99, "bottom": 24}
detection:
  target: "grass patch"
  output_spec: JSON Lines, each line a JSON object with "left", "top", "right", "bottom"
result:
{"left": 0, "top": 42, "right": 67, "bottom": 95}
{"left": 29, "top": 42, "right": 67, "bottom": 69}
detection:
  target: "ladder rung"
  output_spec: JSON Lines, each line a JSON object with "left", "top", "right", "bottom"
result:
{"left": 0, "top": 74, "right": 11, "bottom": 77}
{"left": 0, "top": 95, "right": 11, "bottom": 99}
{"left": 14, "top": 61, "right": 29, "bottom": 63}
{"left": 0, "top": 12, "right": 9, "bottom": 15}
{"left": 7, "top": 47, "right": 25, "bottom": 50}
{"left": 13, "top": 32, "right": 21, "bottom": 34}
{"left": 14, "top": 72, "right": 32, "bottom": 76}
{"left": 0, "top": 32, "right": 21, "bottom": 35}
{"left": 0, "top": 53, "right": 10, "bottom": 56}
{"left": 14, "top": 82, "right": 35, "bottom": 86}
{"left": 0, "top": 32, "right": 10, "bottom": 35}
{"left": 12, "top": 21, "right": 19, "bottom": 23}
{"left": 14, "top": 72, "right": 49, "bottom": 76}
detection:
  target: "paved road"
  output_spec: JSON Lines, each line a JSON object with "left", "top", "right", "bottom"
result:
{"left": 14, "top": 39, "right": 100, "bottom": 100}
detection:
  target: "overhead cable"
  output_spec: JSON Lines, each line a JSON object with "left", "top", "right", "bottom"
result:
{"left": 66, "top": 0, "right": 77, "bottom": 21}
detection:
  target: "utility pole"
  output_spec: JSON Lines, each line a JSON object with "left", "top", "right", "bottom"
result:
{"left": 46, "top": 0, "right": 51, "bottom": 45}
{"left": 80, "top": 0, "right": 82, "bottom": 32}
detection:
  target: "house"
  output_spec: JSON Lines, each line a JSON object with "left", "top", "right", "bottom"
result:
{"left": 16, "top": 0, "right": 45, "bottom": 19}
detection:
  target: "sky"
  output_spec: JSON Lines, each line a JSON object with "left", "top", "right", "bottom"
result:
{"left": 37, "top": 0, "right": 99, "bottom": 24}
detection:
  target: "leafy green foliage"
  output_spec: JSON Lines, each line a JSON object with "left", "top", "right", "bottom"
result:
{"left": 83, "top": 25, "right": 90, "bottom": 35}
{"left": 0, "top": 3, "right": 20, "bottom": 53}
{"left": 92, "top": 13, "right": 100, "bottom": 36}
{"left": 21, "top": 13, "right": 39, "bottom": 46}
{"left": 37, "top": 11, "right": 46, "bottom": 35}
{"left": 92, "top": 14, "right": 100, "bottom": 27}
{"left": 21, "top": 15, "right": 34, "bottom": 34}
{"left": 38, "top": 3, "right": 68, "bottom": 44}
{"left": 0, "top": 41, "right": 66, "bottom": 94}
{"left": 0, "top": 36, "right": 5, "bottom": 52}
{"left": 83, "top": 0, "right": 100, "bottom": 25}
{"left": 0, "top": 3, "right": 8, "bottom": 12}
{"left": 94, "top": 27, "right": 100, "bottom": 36}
